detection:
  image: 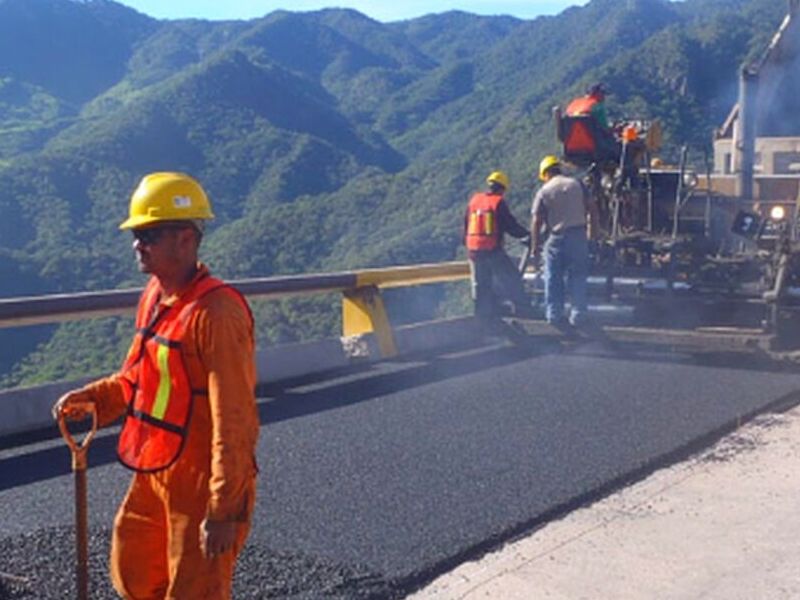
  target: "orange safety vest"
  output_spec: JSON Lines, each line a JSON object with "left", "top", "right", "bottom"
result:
{"left": 117, "top": 273, "right": 252, "bottom": 473}
{"left": 565, "top": 95, "right": 599, "bottom": 116}
{"left": 466, "top": 192, "right": 503, "bottom": 251}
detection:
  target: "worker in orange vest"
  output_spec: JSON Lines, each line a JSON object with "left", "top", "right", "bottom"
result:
{"left": 564, "top": 83, "right": 619, "bottom": 162}
{"left": 464, "top": 171, "right": 532, "bottom": 319}
{"left": 52, "top": 172, "right": 258, "bottom": 600}
{"left": 566, "top": 83, "right": 610, "bottom": 128}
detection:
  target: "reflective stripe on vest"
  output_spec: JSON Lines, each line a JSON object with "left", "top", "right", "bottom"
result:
{"left": 153, "top": 344, "right": 171, "bottom": 419}
{"left": 117, "top": 273, "right": 252, "bottom": 473}
{"left": 468, "top": 210, "right": 495, "bottom": 236}
{"left": 466, "top": 192, "right": 503, "bottom": 251}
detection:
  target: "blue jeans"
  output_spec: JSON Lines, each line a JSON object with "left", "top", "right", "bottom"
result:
{"left": 543, "top": 227, "right": 589, "bottom": 323}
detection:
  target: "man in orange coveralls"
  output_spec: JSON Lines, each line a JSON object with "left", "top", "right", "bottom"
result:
{"left": 52, "top": 172, "right": 259, "bottom": 599}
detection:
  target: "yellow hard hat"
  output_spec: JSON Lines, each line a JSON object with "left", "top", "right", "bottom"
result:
{"left": 119, "top": 172, "right": 214, "bottom": 230}
{"left": 486, "top": 170, "right": 510, "bottom": 190}
{"left": 539, "top": 155, "right": 561, "bottom": 181}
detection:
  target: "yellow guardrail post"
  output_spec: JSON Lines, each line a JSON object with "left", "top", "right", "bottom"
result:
{"left": 340, "top": 262, "right": 470, "bottom": 359}
{"left": 342, "top": 285, "right": 398, "bottom": 358}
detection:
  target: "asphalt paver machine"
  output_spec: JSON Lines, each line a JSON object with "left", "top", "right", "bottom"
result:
{"left": 529, "top": 137, "right": 800, "bottom": 350}
{"left": 529, "top": 2, "right": 800, "bottom": 352}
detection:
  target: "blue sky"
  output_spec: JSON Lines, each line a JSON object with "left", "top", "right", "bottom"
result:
{"left": 115, "top": 1, "right": 588, "bottom": 22}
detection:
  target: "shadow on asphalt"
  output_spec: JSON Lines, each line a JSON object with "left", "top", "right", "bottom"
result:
{"left": 256, "top": 342, "right": 542, "bottom": 425}
{"left": 1, "top": 333, "right": 793, "bottom": 492}
{"left": 0, "top": 343, "right": 538, "bottom": 491}
{"left": 0, "top": 433, "right": 119, "bottom": 491}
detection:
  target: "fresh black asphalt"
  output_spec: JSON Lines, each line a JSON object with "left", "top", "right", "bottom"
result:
{"left": 1, "top": 339, "right": 799, "bottom": 598}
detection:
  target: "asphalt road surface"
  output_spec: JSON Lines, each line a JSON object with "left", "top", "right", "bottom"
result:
{"left": 2, "top": 337, "right": 799, "bottom": 599}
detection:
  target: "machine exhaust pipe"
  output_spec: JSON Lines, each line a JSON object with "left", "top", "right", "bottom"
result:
{"left": 737, "top": 66, "right": 758, "bottom": 201}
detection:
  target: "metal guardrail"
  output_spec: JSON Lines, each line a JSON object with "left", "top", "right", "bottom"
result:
{"left": 0, "top": 261, "right": 473, "bottom": 439}
{"left": 0, "top": 261, "right": 471, "bottom": 356}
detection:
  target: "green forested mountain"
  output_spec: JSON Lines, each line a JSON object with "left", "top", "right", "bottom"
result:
{"left": 0, "top": 0, "right": 791, "bottom": 386}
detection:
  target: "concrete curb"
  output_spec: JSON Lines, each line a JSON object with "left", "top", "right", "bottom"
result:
{"left": 0, "top": 316, "right": 480, "bottom": 439}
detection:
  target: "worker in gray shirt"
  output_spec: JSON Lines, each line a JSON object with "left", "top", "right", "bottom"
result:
{"left": 530, "top": 155, "right": 599, "bottom": 326}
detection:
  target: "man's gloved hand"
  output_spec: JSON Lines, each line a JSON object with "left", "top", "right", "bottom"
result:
{"left": 52, "top": 389, "right": 94, "bottom": 422}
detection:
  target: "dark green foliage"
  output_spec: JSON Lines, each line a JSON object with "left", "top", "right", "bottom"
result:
{"left": 0, "top": 0, "right": 152, "bottom": 103}
{"left": 392, "top": 11, "right": 522, "bottom": 64}
{"left": 0, "top": 317, "right": 133, "bottom": 388}
{"left": 0, "top": 0, "right": 793, "bottom": 385}
{"left": 377, "top": 61, "right": 475, "bottom": 134}
{"left": 250, "top": 294, "right": 341, "bottom": 346}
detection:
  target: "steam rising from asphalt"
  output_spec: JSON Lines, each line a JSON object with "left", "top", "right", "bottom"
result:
{"left": 753, "top": 11, "right": 800, "bottom": 136}
{"left": 755, "top": 57, "right": 800, "bottom": 136}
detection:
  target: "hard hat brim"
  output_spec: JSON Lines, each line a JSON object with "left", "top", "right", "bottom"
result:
{"left": 119, "top": 214, "right": 157, "bottom": 230}
{"left": 119, "top": 213, "right": 214, "bottom": 230}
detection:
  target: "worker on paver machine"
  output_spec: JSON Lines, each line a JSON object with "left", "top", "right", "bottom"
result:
{"left": 558, "top": 83, "right": 661, "bottom": 236}
{"left": 562, "top": 83, "right": 620, "bottom": 166}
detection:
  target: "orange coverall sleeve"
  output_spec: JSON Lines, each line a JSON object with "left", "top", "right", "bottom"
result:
{"left": 194, "top": 292, "right": 258, "bottom": 522}
{"left": 77, "top": 374, "right": 128, "bottom": 427}
{"left": 74, "top": 335, "right": 140, "bottom": 428}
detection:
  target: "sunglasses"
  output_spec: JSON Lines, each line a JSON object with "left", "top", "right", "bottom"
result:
{"left": 131, "top": 225, "right": 192, "bottom": 245}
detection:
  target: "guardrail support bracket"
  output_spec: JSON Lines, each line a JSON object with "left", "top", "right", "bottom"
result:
{"left": 342, "top": 286, "right": 397, "bottom": 358}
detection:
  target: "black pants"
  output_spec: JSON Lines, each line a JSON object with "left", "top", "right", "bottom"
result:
{"left": 469, "top": 250, "right": 528, "bottom": 318}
